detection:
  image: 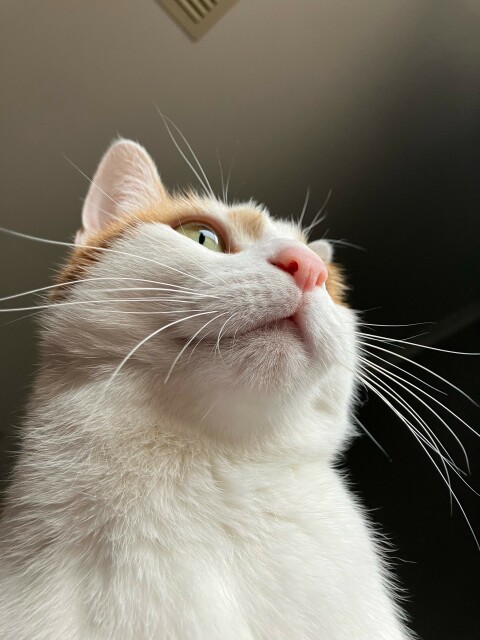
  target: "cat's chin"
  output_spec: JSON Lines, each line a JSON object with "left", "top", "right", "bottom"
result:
{"left": 217, "top": 327, "right": 312, "bottom": 395}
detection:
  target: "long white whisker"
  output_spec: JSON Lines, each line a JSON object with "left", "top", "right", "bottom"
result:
{"left": 0, "top": 277, "right": 218, "bottom": 303}
{"left": 360, "top": 370, "right": 458, "bottom": 509}
{"left": 224, "top": 156, "right": 233, "bottom": 203}
{"left": 80, "top": 308, "right": 211, "bottom": 317}
{"left": 164, "top": 114, "right": 215, "bottom": 198}
{"left": 186, "top": 324, "right": 219, "bottom": 364}
{"left": 361, "top": 365, "right": 480, "bottom": 509}
{"left": 0, "top": 297, "right": 211, "bottom": 314}
{"left": 359, "top": 340, "right": 479, "bottom": 407}
{"left": 97, "top": 310, "right": 219, "bottom": 408}
{"left": 360, "top": 321, "right": 435, "bottom": 328}
{"left": 298, "top": 188, "right": 310, "bottom": 228}
{"left": 359, "top": 369, "right": 457, "bottom": 471}
{"left": 324, "top": 238, "right": 366, "bottom": 252}
{"left": 303, "top": 189, "right": 332, "bottom": 236}
{"left": 0, "top": 310, "right": 40, "bottom": 327}
{"left": 212, "top": 312, "right": 239, "bottom": 366}
{"left": 360, "top": 355, "right": 470, "bottom": 471}
{"left": 200, "top": 399, "right": 221, "bottom": 424}
{"left": 216, "top": 149, "right": 226, "bottom": 204}
{"left": 361, "top": 346, "right": 448, "bottom": 396}
{"left": 62, "top": 154, "right": 129, "bottom": 219}
{"left": 358, "top": 330, "right": 430, "bottom": 343}
{"left": 361, "top": 345, "right": 480, "bottom": 441}
{"left": 164, "top": 312, "right": 227, "bottom": 383}
{"left": 0, "top": 227, "right": 222, "bottom": 290}
{"left": 361, "top": 372, "right": 480, "bottom": 541}
{"left": 156, "top": 108, "right": 213, "bottom": 197}
{"left": 361, "top": 332, "right": 480, "bottom": 356}
{"left": 360, "top": 374, "right": 480, "bottom": 548}
{"left": 80, "top": 287, "right": 217, "bottom": 298}
{"left": 353, "top": 416, "right": 391, "bottom": 461}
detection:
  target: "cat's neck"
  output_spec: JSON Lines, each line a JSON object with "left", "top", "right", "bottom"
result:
{"left": 30, "top": 359, "right": 354, "bottom": 464}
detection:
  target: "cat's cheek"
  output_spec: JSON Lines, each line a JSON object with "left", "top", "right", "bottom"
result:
{"left": 295, "top": 290, "right": 356, "bottom": 369}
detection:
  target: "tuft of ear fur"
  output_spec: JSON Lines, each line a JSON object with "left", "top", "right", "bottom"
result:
{"left": 308, "top": 239, "right": 333, "bottom": 264}
{"left": 76, "top": 139, "right": 166, "bottom": 244}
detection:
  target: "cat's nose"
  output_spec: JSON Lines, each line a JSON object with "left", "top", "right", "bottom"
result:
{"left": 270, "top": 244, "right": 328, "bottom": 292}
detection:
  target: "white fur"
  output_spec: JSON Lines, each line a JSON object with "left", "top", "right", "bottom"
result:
{"left": 0, "top": 141, "right": 412, "bottom": 639}
{"left": 308, "top": 238, "right": 334, "bottom": 263}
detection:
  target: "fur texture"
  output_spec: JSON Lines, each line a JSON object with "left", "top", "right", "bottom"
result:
{"left": 0, "top": 140, "right": 412, "bottom": 639}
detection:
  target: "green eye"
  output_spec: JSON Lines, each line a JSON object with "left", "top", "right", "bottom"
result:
{"left": 175, "top": 222, "right": 225, "bottom": 252}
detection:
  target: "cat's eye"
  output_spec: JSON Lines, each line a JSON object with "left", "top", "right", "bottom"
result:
{"left": 174, "top": 222, "right": 225, "bottom": 252}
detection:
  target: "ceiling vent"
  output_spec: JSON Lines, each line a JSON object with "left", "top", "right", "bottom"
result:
{"left": 156, "top": 0, "right": 239, "bottom": 41}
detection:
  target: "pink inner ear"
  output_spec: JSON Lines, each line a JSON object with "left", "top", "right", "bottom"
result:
{"left": 77, "top": 139, "right": 165, "bottom": 244}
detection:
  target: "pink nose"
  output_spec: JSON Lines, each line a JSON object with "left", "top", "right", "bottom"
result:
{"left": 270, "top": 244, "right": 328, "bottom": 292}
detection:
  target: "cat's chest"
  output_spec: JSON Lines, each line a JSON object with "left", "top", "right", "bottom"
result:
{"left": 86, "top": 462, "right": 363, "bottom": 639}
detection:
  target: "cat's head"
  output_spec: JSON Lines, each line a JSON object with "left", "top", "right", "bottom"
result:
{"left": 45, "top": 140, "right": 358, "bottom": 446}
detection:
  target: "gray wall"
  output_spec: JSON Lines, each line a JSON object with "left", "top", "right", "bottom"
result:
{"left": 1, "top": 3, "right": 479, "bottom": 634}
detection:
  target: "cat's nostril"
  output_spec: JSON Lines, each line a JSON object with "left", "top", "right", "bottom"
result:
{"left": 270, "top": 245, "right": 328, "bottom": 292}
{"left": 274, "top": 260, "right": 299, "bottom": 276}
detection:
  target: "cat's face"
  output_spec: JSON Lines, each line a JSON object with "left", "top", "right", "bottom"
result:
{"left": 45, "top": 141, "right": 357, "bottom": 444}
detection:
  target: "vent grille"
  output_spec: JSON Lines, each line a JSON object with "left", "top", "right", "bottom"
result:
{"left": 156, "top": 0, "right": 238, "bottom": 40}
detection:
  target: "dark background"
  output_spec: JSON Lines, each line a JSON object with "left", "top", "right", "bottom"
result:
{"left": 1, "top": 1, "right": 479, "bottom": 638}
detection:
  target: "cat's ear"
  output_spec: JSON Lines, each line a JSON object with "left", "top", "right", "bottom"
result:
{"left": 76, "top": 139, "right": 166, "bottom": 244}
{"left": 308, "top": 239, "right": 333, "bottom": 263}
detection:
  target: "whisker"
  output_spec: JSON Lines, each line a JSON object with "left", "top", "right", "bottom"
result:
{"left": 360, "top": 346, "right": 447, "bottom": 396}
{"left": 303, "top": 189, "right": 332, "bottom": 236}
{"left": 359, "top": 339, "right": 479, "bottom": 406}
{"left": 359, "top": 369, "right": 456, "bottom": 469}
{"left": 156, "top": 108, "right": 214, "bottom": 198}
{"left": 361, "top": 332, "right": 480, "bottom": 356}
{"left": 360, "top": 321, "right": 434, "bottom": 329}
{"left": 109, "top": 310, "right": 219, "bottom": 382}
{"left": 164, "top": 312, "right": 227, "bottom": 383}
{"left": 0, "top": 227, "right": 221, "bottom": 290}
{"left": 215, "top": 312, "right": 239, "bottom": 363}
{"left": 224, "top": 155, "right": 234, "bottom": 204}
{"left": 62, "top": 154, "right": 129, "bottom": 220}
{"left": 0, "top": 310, "right": 40, "bottom": 327}
{"left": 359, "top": 371, "right": 458, "bottom": 500}
{"left": 361, "top": 345, "right": 480, "bottom": 442}
{"left": 0, "top": 276, "right": 217, "bottom": 303}
{"left": 80, "top": 309, "right": 207, "bottom": 316}
{"left": 353, "top": 415, "right": 391, "bottom": 461}
{"left": 324, "top": 239, "right": 366, "bottom": 252}
{"left": 360, "top": 368, "right": 480, "bottom": 518}
{"left": 298, "top": 188, "right": 310, "bottom": 228}
{"left": 359, "top": 354, "right": 470, "bottom": 471}
{"left": 82, "top": 287, "right": 217, "bottom": 298}
{"left": 360, "top": 373, "right": 479, "bottom": 549}
{"left": 0, "top": 297, "right": 210, "bottom": 314}
{"left": 89, "top": 310, "right": 220, "bottom": 419}
{"left": 358, "top": 330, "right": 431, "bottom": 344}
{"left": 216, "top": 149, "right": 226, "bottom": 204}
{"left": 200, "top": 399, "right": 221, "bottom": 424}
{"left": 186, "top": 324, "right": 219, "bottom": 364}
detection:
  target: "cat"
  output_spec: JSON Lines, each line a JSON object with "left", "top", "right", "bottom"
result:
{"left": 0, "top": 138, "right": 414, "bottom": 639}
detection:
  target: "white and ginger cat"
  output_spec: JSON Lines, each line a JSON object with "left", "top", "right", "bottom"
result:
{"left": 0, "top": 140, "right": 413, "bottom": 639}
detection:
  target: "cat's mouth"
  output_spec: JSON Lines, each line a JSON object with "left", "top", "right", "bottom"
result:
{"left": 241, "top": 314, "right": 302, "bottom": 339}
